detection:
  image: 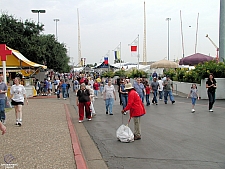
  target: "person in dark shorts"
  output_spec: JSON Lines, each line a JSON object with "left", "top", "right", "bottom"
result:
{"left": 9, "top": 77, "right": 28, "bottom": 126}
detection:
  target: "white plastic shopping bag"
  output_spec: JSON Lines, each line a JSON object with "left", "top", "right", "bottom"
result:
{"left": 116, "top": 124, "right": 134, "bottom": 143}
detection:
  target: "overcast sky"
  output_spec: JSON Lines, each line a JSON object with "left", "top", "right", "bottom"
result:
{"left": 0, "top": 0, "right": 220, "bottom": 65}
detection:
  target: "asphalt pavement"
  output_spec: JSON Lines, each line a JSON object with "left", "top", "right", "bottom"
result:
{"left": 79, "top": 91, "right": 225, "bottom": 169}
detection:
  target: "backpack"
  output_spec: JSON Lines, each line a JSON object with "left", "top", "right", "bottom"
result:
{"left": 74, "top": 80, "right": 78, "bottom": 85}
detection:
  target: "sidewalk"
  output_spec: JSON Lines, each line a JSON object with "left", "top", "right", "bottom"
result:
{"left": 0, "top": 97, "right": 77, "bottom": 169}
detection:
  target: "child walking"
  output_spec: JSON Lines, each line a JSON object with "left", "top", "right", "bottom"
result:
{"left": 145, "top": 84, "right": 151, "bottom": 106}
{"left": 187, "top": 84, "right": 199, "bottom": 113}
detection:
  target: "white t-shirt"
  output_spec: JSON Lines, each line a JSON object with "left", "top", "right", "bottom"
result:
{"left": 10, "top": 84, "right": 26, "bottom": 102}
{"left": 103, "top": 85, "right": 115, "bottom": 99}
{"left": 158, "top": 80, "right": 163, "bottom": 91}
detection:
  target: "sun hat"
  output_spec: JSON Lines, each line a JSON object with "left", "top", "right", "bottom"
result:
{"left": 124, "top": 83, "right": 134, "bottom": 90}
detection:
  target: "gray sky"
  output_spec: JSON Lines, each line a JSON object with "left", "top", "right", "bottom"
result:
{"left": 0, "top": 0, "right": 220, "bottom": 65}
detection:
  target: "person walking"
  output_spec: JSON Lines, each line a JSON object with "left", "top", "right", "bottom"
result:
{"left": 187, "top": 84, "right": 200, "bottom": 113}
{"left": 206, "top": 73, "right": 217, "bottom": 112}
{"left": 163, "top": 75, "right": 175, "bottom": 104}
{"left": 76, "top": 83, "right": 92, "bottom": 122}
{"left": 93, "top": 80, "right": 99, "bottom": 98}
{"left": 121, "top": 83, "right": 146, "bottom": 140}
{"left": 10, "top": 77, "right": 28, "bottom": 126}
{"left": 151, "top": 77, "right": 159, "bottom": 105}
{"left": 133, "top": 78, "right": 146, "bottom": 103}
{"left": 120, "top": 80, "right": 128, "bottom": 115}
{"left": 0, "top": 76, "right": 7, "bottom": 124}
{"left": 86, "top": 83, "right": 96, "bottom": 117}
{"left": 61, "top": 80, "right": 67, "bottom": 100}
{"left": 158, "top": 77, "right": 163, "bottom": 100}
{"left": 145, "top": 83, "right": 151, "bottom": 106}
{"left": 103, "top": 80, "right": 116, "bottom": 115}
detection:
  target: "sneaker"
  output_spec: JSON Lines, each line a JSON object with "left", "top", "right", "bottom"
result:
{"left": 172, "top": 100, "right": 175, "bottom": 104}
{"left": 156, "top": 103, "right": 158, "bottom": 105}
{"left": 1, "top": 120, "right": 5, "bottom": 125}
{"left": 18, "top": 122, "right": 22, "bottom": 126}
{"left": 165, "top": 102, "right": 167, "bottom": 104}
{"left": 109, "top": 113, "right": 113, "bottom": 115}
{"left": 209, "top": 109, "right": 213, "bottom": 112}
{"left": 88, "top": 118, "right": 92, "bottom": 121}
{"left": 78, "top": 120, "right": 82, "bottom": 123}
{"left": 191, "top": 109, "right": 195, "bottom": 113}
{"left": 92, "top": 113, "right": 97, "bottom": 117}
{"left": 123, "top": 112, "right": 127, "bottom": 115}
{"left": 106, "top": 111, "right": 108, "bottom": 114}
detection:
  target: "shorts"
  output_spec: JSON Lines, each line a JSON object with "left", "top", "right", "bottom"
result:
{"left": 191, "top": 98, "right": 197, "bottom": 105}
{"left": 11, "top": 99, "right": 24, "bottom": 106}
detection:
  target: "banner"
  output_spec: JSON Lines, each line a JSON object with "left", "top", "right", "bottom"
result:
{"left": 113, "top": 43, "right": 121, "bottom": 60}
{"left": 129, "top": 36, "right": 138, "bottom": 57}
{"left": 104, "top": 57, "right": 108, "bottom": 64}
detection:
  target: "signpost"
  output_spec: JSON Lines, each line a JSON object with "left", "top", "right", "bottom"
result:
{"left": 0, "top": 44, "right": 12, "bottom": 84}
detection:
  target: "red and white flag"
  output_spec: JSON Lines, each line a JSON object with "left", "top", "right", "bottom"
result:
{"left": 129, "top": 36, "right": 139, "bottom": 57}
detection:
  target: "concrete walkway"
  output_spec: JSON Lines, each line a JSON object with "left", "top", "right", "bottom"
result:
{"left": 0, "top": 97, "right": 76, "bottom": 169}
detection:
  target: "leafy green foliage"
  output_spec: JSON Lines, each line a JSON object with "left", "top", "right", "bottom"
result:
{"left": 101, "top": 71, "right": 114, "bottom": 78}
{"left": 0, "top": 13, "right": 70, "bottom": 72}
{"left": 164, "top": 60, "right": 225, "bottom": 83}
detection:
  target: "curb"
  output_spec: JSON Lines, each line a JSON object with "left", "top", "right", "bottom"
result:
{"left": 64, "top": 104, "right": 88, "bottom": 169}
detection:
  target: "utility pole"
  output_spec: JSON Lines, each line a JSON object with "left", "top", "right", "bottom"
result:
{"left": 53, "top": 19, "right": 59, "bottom": 40}
{"left": 77, "top": 8, "right": 82, "bottom": 66}
{"left": 143, "top": 1, "right": 147, "bottom": 65}
{"left": 219, "top": 0, "right": 225, "bottom": 62}
{"left": 166, "top": 18, "right": 171, "bottom": 60}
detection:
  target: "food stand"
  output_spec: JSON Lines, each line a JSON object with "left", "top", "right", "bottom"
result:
{"left": 0, "top": 47, "right": 47, "bottom": 97}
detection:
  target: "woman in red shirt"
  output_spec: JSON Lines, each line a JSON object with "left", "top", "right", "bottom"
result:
{"left": 93, "top": 80, "right": 99, "bottom": 98}
{"left": 121, "top": 83, "right": 146, "bottom": 140}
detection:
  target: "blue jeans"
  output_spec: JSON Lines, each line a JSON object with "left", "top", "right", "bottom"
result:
{"left": 138, "top": 94, "right": 144, "bottom": 103}
{"left": 159, "top": 91, "right": 163, "bottom": 100}
{"left": 146, "top": 94, "right": 150, "bottom": 105}
{"left": 191, "top": 98, "right": 197, "bottom": 105}
{"left": 0, "top": 99, "right": 6, "bottom": 120}
{"left": 105, "top": 98, "right": 114, "bottom": 114}
{"left": 164, "top": 90, "right": 174, "bottom": 103}
{"left": 208, "top": 91, "right": 215, "bottom": 110}
{"left": 121, "top": 94, "right": 128, "bottom": 109}
{"left": 153, "top": 90, "right": 158, "bottom": 103}
{"left": 100, "top": 86, "right": 104, "bottom": 94}
{"left": 94, "top": 90, "right": 98, "bottom": 97}
{"left": 62, "top": 88, "right": 67, "bottom": 98}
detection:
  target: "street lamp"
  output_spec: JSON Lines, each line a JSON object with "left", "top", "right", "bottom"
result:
{"left": 166, "top": 18, "right": 171, "bottom": 60}
{"left": 53, "top": 19, "right": 60, "bottom": 40}
{"left": 31, "top": 10, "right": 46, "bottom": 24}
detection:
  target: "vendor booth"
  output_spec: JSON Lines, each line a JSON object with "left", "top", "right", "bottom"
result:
{"left": 0, "top": 47, "right": 47, "bottom": 97}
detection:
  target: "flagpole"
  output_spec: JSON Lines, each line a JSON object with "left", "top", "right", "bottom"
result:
{"left": 108, "top": 50, "right": 110, "bottom": 71}
{"left": 138, "top": 34, "right": 140, "bottom": 69}
{"left": 120, "top": 42, "right": 121, "bottom": 70}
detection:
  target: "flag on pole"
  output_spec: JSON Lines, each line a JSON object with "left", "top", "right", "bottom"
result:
{"left": 104, "top": 57, "right": 108, "bottom": 64}
{"left": 113, "top": 43, "right": 121, "bottom": 60}
{"left": 114, "top": 51, "right": 120, "bottom": 60}
{"left": 129, "top": 36, "right": 138, "bottom": 57}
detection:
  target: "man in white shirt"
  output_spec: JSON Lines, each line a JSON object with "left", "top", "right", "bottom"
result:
{"left": 158, "top": 77, "right": 164, "bottom": 100}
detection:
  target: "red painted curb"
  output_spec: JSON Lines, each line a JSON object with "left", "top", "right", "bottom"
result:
{"left": 64, "top": 104, "right": 88, "bottom": 169}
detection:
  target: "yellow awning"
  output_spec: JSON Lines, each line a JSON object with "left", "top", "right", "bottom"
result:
{"left": 0, "top": 47, "right": 47, "bottom": 69}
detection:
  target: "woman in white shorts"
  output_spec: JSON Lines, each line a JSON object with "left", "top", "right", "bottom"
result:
{"left": 10, "top": 77, "right": 28, "bottom": 126}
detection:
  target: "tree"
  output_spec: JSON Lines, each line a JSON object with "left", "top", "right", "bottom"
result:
{"left": 0, "top": 13, "right": 70, "bottom": 72}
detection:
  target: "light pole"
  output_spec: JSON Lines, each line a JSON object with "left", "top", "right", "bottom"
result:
{"left": 31, "top": 10, "right": 46, "bottom": 24}
{"left": 166, "top": 18, "right": 171, "bottom": 60}
{"left": 53, "top": 19, "right": 60, "bottom": 40}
